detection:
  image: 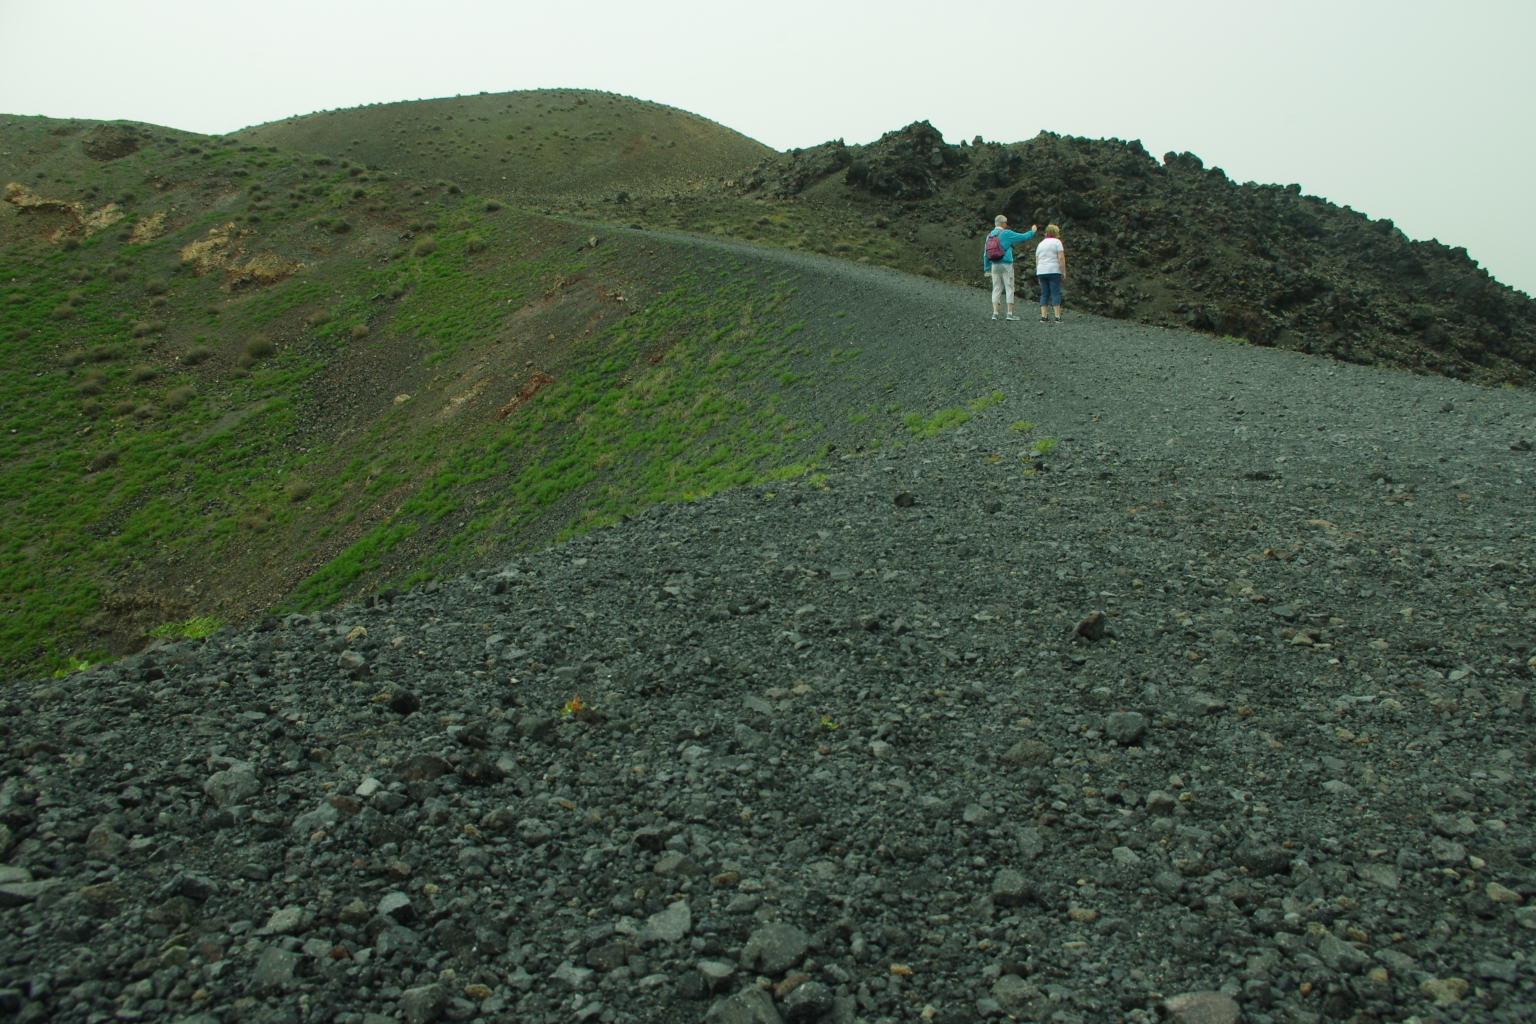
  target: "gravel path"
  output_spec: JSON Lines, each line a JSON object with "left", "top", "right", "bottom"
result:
{"left": 2, "top": 240, "right": 1533, "bottom": 1024}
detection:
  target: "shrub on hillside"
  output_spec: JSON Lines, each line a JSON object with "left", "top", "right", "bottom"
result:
{"left": 111, "top": 400, "right": 136, "bottom": 417}
{"left": 145, "top": 276, "right": 169, "bottom": 295}
{"left": 465, "top": 235, "right": 485, "bottom": 253}
{"left": 80, "top": 398, "right": 101, "bottom": 416}
{"left": 307, "top": 311, "right": 331, "bottom": 328}
{"left": 485, "top": 200, "right": 501, "bottom": 212}
{"left": 77, "top": 372, "right": 106, "bottom": 396}
{"left": 413, "top": 238, "right": 438, "bottom": 257}
{"left": 285, "top": 479, "right": 313, "bottom": 502}
{"left": 183, "top": 346, "right": 212, "bottom": 365}
{"left": 88, "top": 450, "right": 119, "bottom": 472}
{"left": 164, "top": 386, "right": 194, "bottom": 410}
{"left": 131, "top": 365, "right": 158, "bottom": 382}
{"left": 63, "top": 350, "right": 87, "bottom": 367}
{"left": 350, "top": 324, "right": 369, "bottom": 340}
{"left": 245, "top": 334, "right": 275, "bottom": 359}
{"left": 52, "top": 304, "right": 73, "bottom": 320}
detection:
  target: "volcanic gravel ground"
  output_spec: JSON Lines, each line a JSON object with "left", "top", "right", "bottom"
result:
{"left": 3, "top": 250, "right": 1536, "bottom": 1024}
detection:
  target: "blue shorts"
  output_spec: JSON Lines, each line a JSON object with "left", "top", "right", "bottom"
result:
{"left": 1038, "top": 273, "right": 1063, "bottom": 307}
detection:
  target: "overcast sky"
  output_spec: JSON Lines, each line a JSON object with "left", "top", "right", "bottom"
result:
{"left": 4, "top": 0, "right": 1532, "bottom": 294}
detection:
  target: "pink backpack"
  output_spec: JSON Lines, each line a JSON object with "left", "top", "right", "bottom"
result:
{"left": 985, "top": 231, "right": 1006, "bottom": 263}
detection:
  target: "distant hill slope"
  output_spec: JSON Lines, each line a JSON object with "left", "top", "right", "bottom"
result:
{"left": 0, "top": 111, "right": 794, "bottom": 677}
{"left": 238, "top": 89, "right": 773, "bottom": 204}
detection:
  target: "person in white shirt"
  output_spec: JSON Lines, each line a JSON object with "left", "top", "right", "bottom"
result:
{"left": 1035, "top": 224, "right": 1066, "bottom": 324}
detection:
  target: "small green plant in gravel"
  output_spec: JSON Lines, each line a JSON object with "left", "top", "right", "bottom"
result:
{"left": 148, "top": 616, "right": 224, "bottom": 639}
{"left": 1009, "top": 420, "right": 1035, "bottom": 432}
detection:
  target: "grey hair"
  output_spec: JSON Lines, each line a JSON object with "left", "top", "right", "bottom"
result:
{"left": 994, "top": 214, "right": 1008, "bottom": 226}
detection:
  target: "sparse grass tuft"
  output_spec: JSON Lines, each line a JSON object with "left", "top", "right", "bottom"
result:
{"left": 413, "top": 238, "right": 438, "bottom": 257}
{"left": 130, "top": 365, "right": 158, "bottom": 382}
{"left": 307, "top": 311, "right": 331, "bottom": 328}
{"left": 350, "top": 324, "right": 369, "bottom": 340}
{"left": 183, "top": 346, "right": 212, "bottom": 365}
{"left": 145, "top": 276, "right": 169, "bottom": 295}
{"left": 245, "top": 334, "right": 275, "bottom": 359}
{"left": 164, "top": 385, "right": 194, "bottom": 409}
{"left": 285, "top": 479, "right": 313, "bottom": 502}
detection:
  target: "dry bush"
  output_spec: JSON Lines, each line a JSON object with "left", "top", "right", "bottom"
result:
{"left": 145, "top": 276, "right": 169, "bottom": 295}
{"left": 51, "top": 305, "right": 73, "bottom": 320}
{"left": 110, "top": 267, "right": 131, "bottom": 282}
{"left": 485, "top": 200, "right": 501, "bottom": 212}
{"left": 306, "top": 311, "right": 331, "bottom": 328}
{"left": 131, "top": 365, "right": 158, "bottom": 382}
{"left": 77, "top": 372, "right": 106, "bottom": 396}
{"left": 164, "top": 386, "right": 194, "bottom": 410}
{"left": 413, "top": 238, "right": 437, "bottom": 257}
{"left": 111, "top": 400, "right": 136, "bottom": 417}
{"left": 245, "top": 334, "right": 275, "bottom": 359}
{"left": 238, "top": 514, "right": 270, "bottom": 534}
{"left": 148, "top": 296, "right": 169, "bottom": 308}
{"left": 88, "top": 450, "right": 119, "bottom": 472}
{"left": 80, "top": 398, "right": 101, "bottom": 416}
{"left": 284, "top": 479, "right": 313, "bottom": 502}
{"left": 331, "top": 220, "right": 352, "bottom": 234}
{"left": 62, "top": 238, "right": 80, "bottom": 252}
{"left": 90, "top": 345, "right": 121, "bottom": 362}
{"left": 236, "top": 353, "right": 257, "bottom": 369}
{"left": 407, "top": 221, "right": 424, "bottom": 232}
{"left": 455, "top": 219, "right": 474, "bottom": 231}
{"left": 67, "top": 289, "right": 87, "bottom": 305}
{"left": 465, "top": 235, "right": 485, "bottom": 253}
{"left": 183, "top": 346, "right": 212, "bottom": 365}
{"left": 350, "top": 324, "right": 369, "bottom": 340}
{"left": 63, "top": 350, "right": 87, "bottom": 367}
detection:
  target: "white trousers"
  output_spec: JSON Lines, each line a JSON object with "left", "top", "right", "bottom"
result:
{"left": 990, "top": 262, "right": 1016, "bottom": 306}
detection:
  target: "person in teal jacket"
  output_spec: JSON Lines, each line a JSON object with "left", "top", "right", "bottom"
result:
{"left": 981, "top": 215, "right": 1038, "bottom": 320}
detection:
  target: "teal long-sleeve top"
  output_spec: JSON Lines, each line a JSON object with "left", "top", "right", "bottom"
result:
{"left": 981, "top": 227, "right": 1036, "bottom": 270}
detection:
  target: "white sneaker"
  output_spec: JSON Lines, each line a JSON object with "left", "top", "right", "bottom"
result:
{"left": 991, "top": 312, "right": 1000, "bottom": 320}
{"left": 1005, "top": 314, "right": 1021, "bottom": 321}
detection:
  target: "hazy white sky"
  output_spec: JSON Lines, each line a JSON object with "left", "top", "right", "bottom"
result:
{"left": 4, "top": 1, "right": 1532, "bottom": 294}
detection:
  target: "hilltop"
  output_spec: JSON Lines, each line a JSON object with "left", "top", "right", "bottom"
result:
{"left": 239, "top": 89, "right": 773, "bottom": 205}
